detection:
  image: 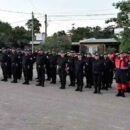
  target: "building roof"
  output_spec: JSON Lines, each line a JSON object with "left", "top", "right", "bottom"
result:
{"left": 29, "top": 41, "right": 44, "bottom": 45}
{"left": 80, "top": 38, "right": 118, "bottom": 44}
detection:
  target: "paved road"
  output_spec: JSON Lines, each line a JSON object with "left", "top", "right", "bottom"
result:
{"left": 0, "top": 72, "right": 130, "bottom": 130}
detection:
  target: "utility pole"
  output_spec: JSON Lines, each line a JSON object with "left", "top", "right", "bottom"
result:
{"left": 32, "top": 12, "right": 34, "bottom": 53}
{"left": 45, "top": 14, "right": 47, "bottom": 40}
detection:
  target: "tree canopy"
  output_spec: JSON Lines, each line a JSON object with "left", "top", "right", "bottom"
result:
{"left": 106, "top": 0, "right": 130, "bottom": 51}
{"left": 26, "top": 18, "right": 41, "bottom": 33}
{"left": 69, "top": 26, "right": 114, "bottom": 42}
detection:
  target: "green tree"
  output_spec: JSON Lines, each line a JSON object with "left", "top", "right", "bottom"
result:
{"left": 26, "top": 18, "right": 41, "bottom": 33}
{"left": 10, "top": 26, "right": 31, "bottom": 48}
{"left": 106, "top": 0, "right": 130, "bottom": 51}
{"left": 0, "top": 21, "right": 12, "bottom": 47}
{"left": 38, "top": 31, "right": 71, "bottom": 51}
{"left": 69, "top": 26, "right": 114, "bottom": 42}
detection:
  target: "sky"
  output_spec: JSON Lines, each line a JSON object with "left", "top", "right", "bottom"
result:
{"left": 0, "top": 0, "right": 120, "bottom": 35}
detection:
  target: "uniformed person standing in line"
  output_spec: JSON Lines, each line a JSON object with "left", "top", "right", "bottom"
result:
{"left": 102, "top": 53, "right": 114, "bottom": 90}
{"left": 92, "top": 53, "right": 104, "bottom": 94}
{"left": 49, "top": 51, "right": 57, "bottom": 84}
{"left": 17, "top": 49, "right": 23, "bottom": 79}
{"left": 75, "top": 53, "right": 85, "bottom": 92}
{"left": 6, "top": 48, "right": 12, "bottom": 78}
{"left": 11, "top": 48, "right": 19, "bottom": 83}
{"left": 28, "top": 50, "right": 34, "bottom": 81}
{"left": 57, "top": 51, "right": 68, "bottom": 89}
{"left": 22, "top": 50, "right": 31, "bottom": 85}
{"left": 67, "top": 51, "right": 76, "bottom": 87}
{"left": 45, "top": 51, "right": 51, "bottom": 81}
{"left": 84, "top": 53, "right": 93, "bottom": 88}
{"left": 36, "top": 50, "right": 46, "bottom": 87}
{"left": 1, "top": 48, "right": 8, "bottom": 82}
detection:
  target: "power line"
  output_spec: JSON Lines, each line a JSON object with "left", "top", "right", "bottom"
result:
{"left": 0, "top": 8, "right": 31, "bottom": 15}
{"left": 27, "top": 0, "right": 39, "bottom": 13}
{"left": 0, "top": 8, "right": 116, "bottom": 17}
{"left": 48, "top": 13, "right": 116, "bottom": 17}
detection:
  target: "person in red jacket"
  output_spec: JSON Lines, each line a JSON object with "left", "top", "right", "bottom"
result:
{"left": 115, "top": 52, "right": 129, "bottom": 97}
{"left": 127, "top": 54, "right": 130, "bottom": 92}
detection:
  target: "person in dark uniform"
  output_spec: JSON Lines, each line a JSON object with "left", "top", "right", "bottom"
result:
{"left": 67, "top": 51, "right": 76, "bottom": 87}
{"left": 45, "top": 51, "right": 51, "bottom": 81}
{"left": 92, "top": 53, "right": 104, "bottom": 94}
{"left": 84, "top": 53, "right": 93, "bottom": 88}
{"left": 28, "top": 51, "right": 34, "bottom": 81}
{"left": 17, "top": 49, "right": 23, "bottom": 79}
{"left": 22, "top": 50, "right": 31, "bottom": 85}
{"left": 57, "top": 51, "right": 68, "bottom": 89}
{"left": 102, "top": 53, "right": 114, "bottom": 90}
{"left": 11, "top": 48, "right": 19, "bottom": 83}
{"left": 75, "top": 53, "right": 85, "bottom": 92}
{"left": 49, "top": 51, "right": 57, "bottom": 84}
{"left": 36, "top": 50, "right": 46, "bottom": 87}
{"left": 6, "top": 48, "right": 12, "bottom": 78}
{"left": 1, "top": 48, "right": 8, "bottom": 81}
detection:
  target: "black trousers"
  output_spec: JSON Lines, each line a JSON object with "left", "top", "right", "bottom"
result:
{"left": 59, "top": 68, "right": 67, "bottom": 88}
{"left": 93, "top": 73, "right": 102, "bottom": 92}
{"left": 69, "top": 68, "right": 75, "bottom": 85}
{"left": 11, "top": 64, "right": 18, "bottom": 82}
{"left": 23, "top": 66, "right": 30, "bottom": 83}
{"left": 7, "top": 63, "right": 12, "bottom": 78}
{"left": 85, "top": 70, "right": 93, "bottom": 87}
{"left": 76, "top": 72, "right": 84, "bottom": 91}
{"left": 46, "top": 65, "right": 51, "bottom": 80}
{"left": 50, "top": 66, "right": 57, "bottom": 83}
{"left": 37, "top": 66, "right": 45, "bottom": 86}
{"left": 17, "top": 63, "right": 22, "bottom": 79}
{"left": 1, "top": 64, "right": 8, "bottom": 80}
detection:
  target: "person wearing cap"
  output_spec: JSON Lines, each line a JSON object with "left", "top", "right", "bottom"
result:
{"left": 45, "top": 51, "right": 51, "bottom": 81}
{"left": 92, "top": 53, "right": 104, "bottom": 94}
{"left": 1, "top": 48, "right": 8, "bottom": 82}
{"left": 36, "top": 50, "right": 46, "bottom": 87}
{"left": 57, "top": 51, "right": 68, "bottom": 89}
{"left": 22, "top": 50, "right": 31, "bottom": 85}
{"left": 102, "top": 53, "right": 115, "bottom": 90}
{"left": 10, "top": 48, "right": 19, "bottom": 83}
{"left": 28, "top": 51, "right": 34, "bottom": 81}
{"left": 67, "top": 51, "right": 76, "bottom": 87}
{"left": 75, "top": 53, "right": 85, "bottom": 92}
{"left": 49, "top": 51, "right": 57, "bottom": 84}
{"left": 84, "top": 53, "right": 93, "bottom": 88}
{"left": 115, "top": 52, "right": 129, "bottom": 97}
{"left": 6, "top": 48, "right": 12, "bottom": 79}
{"left": 17, "top": 49, "right": 23, "bottom": 80}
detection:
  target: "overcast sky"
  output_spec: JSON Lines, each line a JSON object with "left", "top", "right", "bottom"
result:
{"left": 0, "top": 0, "right": 119, "bottom": 35}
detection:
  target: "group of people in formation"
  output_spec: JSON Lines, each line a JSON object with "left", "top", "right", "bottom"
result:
{"left": 0, "top": 48, "right": 130, "bottom": 97}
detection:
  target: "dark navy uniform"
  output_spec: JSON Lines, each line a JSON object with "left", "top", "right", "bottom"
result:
{"left": 22, "top": 52, "right": 31, "bottom": 85}
{"left": 1, "top": 50, "right": 8, "bottom": 81}
{"left": 57, "top": 53, "right": 68, "bottom": 89}
{"left": 50, "top": 53, "right": 57, "bottom": 84}
{"left": 92, "top": 55, "right": 104, "bottom": 94}
{"left": 84, "top": 54, "right": 93, "bottom": 88}
{"left": 11, "top": 50, "right": 19, "bottom": 83}
{"left": 68, "top": 55, "right": 75, "bottom": 86}
{"left": 36, "top": 52, "right": 46, "bottom": 87}
{"left": 75, "top": 55, "right": 85, "bottom": 92}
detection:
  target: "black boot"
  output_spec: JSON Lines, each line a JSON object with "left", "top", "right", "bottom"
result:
{"left": 60, "top": 84, "right": 65, "bottom": 89}
{"left": 121, "top": 90, "right": 126, "bottom": 97}
{"left": 116, "top": 90, "right": 122, "bottom": 97}
{"left": 126, "top": 87, "right": 130, "bottom": 93}
{"left": 75, "top": 86, "right": 80, "bottom": 91}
